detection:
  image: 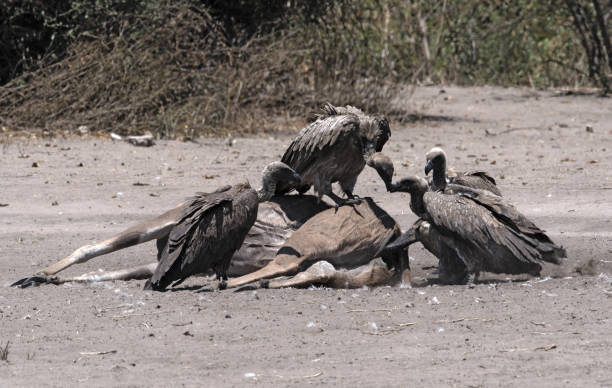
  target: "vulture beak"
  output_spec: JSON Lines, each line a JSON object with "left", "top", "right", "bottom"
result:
{"left": 424, "top": 160, "right": 433, "bottom": 176}
{"left": 384, "top": 229, "right": 417, "bottom": 250}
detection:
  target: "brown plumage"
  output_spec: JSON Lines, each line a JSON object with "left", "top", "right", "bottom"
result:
{"left": 145, "top": 162, "right": 301, "bottom": 291}
{"left": 276, "top": 104, "right": 391, "bottom": 205}
{"left": 317, "top": 103, "right": 391, "bottom": 152}
{"left": 425, "top": 147, "right": 501, "bottom": 196}
{"left": 387, "top": 176, "right": 566, "bottom": 284}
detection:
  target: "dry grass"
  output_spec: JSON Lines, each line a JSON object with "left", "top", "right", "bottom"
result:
{"left": 0, "top": 1, "right": 404, "bottom": 139}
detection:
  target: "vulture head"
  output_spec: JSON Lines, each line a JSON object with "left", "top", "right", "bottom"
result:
{"left": 367, "top": 153, "right": 395, "bottom": 191}
{"left": 259, "top": 162, "right": 301, "bottom": 201}
{"left": 389, "top": 175, "right": 428, "bottom": 195}
{"left": 424, "top": 147, "right": 447, "bottom": 176}
{"left": 373, "top": 116, "right": 391, "bottom": 152}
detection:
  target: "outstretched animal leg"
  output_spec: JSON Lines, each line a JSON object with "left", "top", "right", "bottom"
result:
{"left": 12, "top": 205, "right": 182, "bottom": 288}
{"left": 332, "top": 259, "right": 396, "bottom": 288}
{"left": 14, "top": 263, "right": 158, "bottom": 287}
{"left": 226, "top": 255, "right": 301, "bottom": 289}
{"left": 267, "top": 261, "right": 337, "bottom": 288}
{"left": 266, "top": 259, "right": 396, "bottom": 289}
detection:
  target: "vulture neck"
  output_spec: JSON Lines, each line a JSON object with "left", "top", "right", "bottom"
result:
{"left": 257, "top": 175, "right": 276, "bottom": 202}
{"left": 409, "top": 190, "right": 427, "bottom": 218}
{"left": 432, "top": 159, "right": 447, "bottom": 191}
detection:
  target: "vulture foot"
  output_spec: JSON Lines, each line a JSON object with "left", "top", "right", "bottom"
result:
{"left": 464, "top": 272, "right": 480, "bottom": 285}
{"left": 11, "top": 274, "right": 59, "bottom": 288}
{"left": 326, "top": 192, "right": 362, "bottom": 208}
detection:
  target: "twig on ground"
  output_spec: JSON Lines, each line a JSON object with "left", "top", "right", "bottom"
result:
{"left": 274, "top": 371, "right": 323, "bottom": 380}
{"left": 172, "top": 321, "right": 193, "bottom": 327}
{"left": 110, "top": 310, "right": 174, "bottom": 319}
{"left": 347, "top": 308, "right": 396, "bottom": 313}
{"left": 434, "top": 317, "right": 492, "bottom": 324}
{"left": 530, "top": 321, "right": 550, "bottom": 327}
{"left": 80, "top": 350, "right": 117, "bottom": 356}
{"left": 501, "top": 344, "right": 557, "bottom": 352}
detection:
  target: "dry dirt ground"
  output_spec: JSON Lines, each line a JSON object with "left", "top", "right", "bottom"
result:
{"left": 1, "top": 86, "right": 611, "bottom": 387}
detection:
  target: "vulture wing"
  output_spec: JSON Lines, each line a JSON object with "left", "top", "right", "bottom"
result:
{"left": 316, "top": 103, "right": 365, "bottom": 119}
{"left": 281, "top": 114, "right": 361, "bottom": 174}
{"left": 447, "top": 185, "right": 565, "bottom": 263}
{"left": 423, "top": 192, "right": 546, "bottom": 266}
{"left": 149, "top": 185, "right": 257, "bottom": 290}
{"left": 452, "top": 171, "right": 501, "bottom": 196}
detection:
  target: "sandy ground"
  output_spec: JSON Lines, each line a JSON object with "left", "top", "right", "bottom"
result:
{"left": 1, "top": 86, "right": 611, "bottom": 387}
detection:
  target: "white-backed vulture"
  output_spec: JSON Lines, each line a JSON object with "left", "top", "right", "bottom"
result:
{"left": 13, "top": 162, "right": 302, "bottom": 291}
{"left": 387, "top": 176, "right": 566, "bottom": 284}
{"left": 275, "top": 103, "right": 391, "bottom": 206}
{"left": 425, "top": 147, "right": 502, "bottom": 196}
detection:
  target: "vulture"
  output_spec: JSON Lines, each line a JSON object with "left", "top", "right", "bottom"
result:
{"left": 425, "top": 147, "right": 502, "bottom": 196}
{"left": 144, "top": 162, "right": 301, "bottom": 291}
{"left": 275, "top": 103, "right": 391, "bottom": 206}
{"left": 386, "top": 175, "right": 566, "bottom": 284}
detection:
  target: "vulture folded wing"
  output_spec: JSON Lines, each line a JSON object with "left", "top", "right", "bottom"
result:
{"left": 423, "top": 192, "right": 544, "bottom": 266}
{"left": 150, "top": 193, "right": 232, "bottom": 288}
{"left": 281, "top": 115, "right": 361, "bottom": 173}
{"left": 452, "top": 171, "right": 501, "bottom": 196}
{"left": 448, "top": 185, "right": 566, "bottom": 263}
{"left": 317, "top": 103, "right": 365, "bottom": 119}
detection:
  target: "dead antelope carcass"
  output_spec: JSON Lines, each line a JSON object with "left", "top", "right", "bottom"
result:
{"left": 12, "top": 162, "right": 302, "bottom": 290}
{"left": 227, "top": 197, "right": 410, "bottom": 289}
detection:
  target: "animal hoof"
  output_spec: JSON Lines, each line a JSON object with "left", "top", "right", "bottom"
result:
{"left": 218, "top": 280, "right": 228, "bottom": 290}
{"left": 11, "top": 274, "right": 56, "bottom": 288}
{"left": 259, "top": 279, "right": 270, "bottom": 289}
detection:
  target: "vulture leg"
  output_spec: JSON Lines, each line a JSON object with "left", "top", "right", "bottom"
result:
{"left": 465, "top": 271, "right": 480, "bottom": 285}
{"left": 12, "top": 206, "right": 182, "bottom": 288}
{"left": 380, "top": 244, "right": 411, "bottom": 286}
{"left": 326, "top": 191, "right": 360, "bottom": 207}
{"left": 339, "top": 175, "right": 362, "bottom": 201}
